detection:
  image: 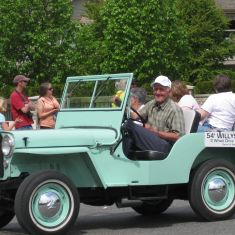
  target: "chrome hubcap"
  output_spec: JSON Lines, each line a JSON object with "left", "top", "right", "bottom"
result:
{"left": 38, "top": 192, "right": 61, "bottom": 219}
{"left": 208, "top": 178, "right": 227, "bottom": 202}
{"left": 202, "top": 168, "right": 235, "bottom": 212}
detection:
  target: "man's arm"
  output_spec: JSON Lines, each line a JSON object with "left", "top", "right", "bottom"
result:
{"left": 145, "top": 124, "right": 180, "bottom": 142}
{"left": 197, "top": 95, "right": 214, "bottom": 121}
{"left": 11, "top": 93, "right": 35, "bottom": 113}
{"left": 197, "top": 108, "right": 210, "bottom": 121}
{"left": 144, "top": 105, "right": 185, "bottom": 142}
{"left": 21, "top": 102, "right": 34, "bottom": 113}
{"left": 158, "top": 130, "right": 180, "bottom": 142}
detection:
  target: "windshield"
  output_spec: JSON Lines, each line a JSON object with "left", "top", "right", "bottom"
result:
{"left": 62, "top": 78, "right": 128, "bottom": 109}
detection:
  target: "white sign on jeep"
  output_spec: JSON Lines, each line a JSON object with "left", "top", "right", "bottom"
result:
{"left": 205, "top": 132, "right": 235, "bottom": 147}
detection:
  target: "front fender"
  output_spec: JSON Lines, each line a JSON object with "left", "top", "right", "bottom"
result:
{"left": 8, "top": 147, "right": 105, "bottom": 188}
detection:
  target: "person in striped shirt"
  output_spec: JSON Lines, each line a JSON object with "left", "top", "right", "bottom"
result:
{"left": 126, "top": 75, "right": 185, "bottom": 154}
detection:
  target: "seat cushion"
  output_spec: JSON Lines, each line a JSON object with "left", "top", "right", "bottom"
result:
{"left": 129, "top": 150, "right": 168, "bottom": 161}
{"left": 183, "top": 109, "right": 201, "bottom": 133}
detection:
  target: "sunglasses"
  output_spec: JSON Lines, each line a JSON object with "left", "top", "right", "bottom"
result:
{"left": 48, "top": 87, "right": 53, "bottom": 91}
{"left": 22, "top": 80, "right": 28, "bottom": 83}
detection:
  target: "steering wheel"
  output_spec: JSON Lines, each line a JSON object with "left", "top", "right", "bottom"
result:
{"left": 111, "top": 106, "right": 146, "bottom": 155}
{"left": 111, "top": 107, "right": 146, "bottom": 155}
{"left": 130, "top": 107, "right": 146, "bottom": 127}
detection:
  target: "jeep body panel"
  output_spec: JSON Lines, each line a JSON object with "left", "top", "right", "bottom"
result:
{"left": 2, "top": 71, "right": 235, "bottom": 189}
{"left": 1, "top": 73, "right": 235, "bottom": 188}
{"left": 1, "top": 73, "right": 235, "bottom": 234}
{"left": 11, "top": 128, "right": 118, "bottom": 149}
{"left": 4, "top": 129, "right": 218, "bottom": 188}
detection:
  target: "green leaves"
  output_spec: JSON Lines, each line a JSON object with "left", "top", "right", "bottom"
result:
{"left": 176, "top": 0, "right": 235, "bottom": 83}
{"left": 0, "top": 0, "right": 78, "bottom": 87}
{"left": 99, "top": 0, "right": 190, "bottom": 82}
{"left": 0, "top": 0, "right": 234, "bottom": 96}
{"left": 84, "top": 0, "right": 235, "bottom": 85}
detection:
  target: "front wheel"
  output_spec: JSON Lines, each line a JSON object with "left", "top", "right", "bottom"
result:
{"left": 189, "top": 159, "right": 235, "bottom": 221}
{"left": 132, "top": 199, "right": 173, "bottom": 215}
{"left": 14, "top": 171, "right": 79, "bottom": 235}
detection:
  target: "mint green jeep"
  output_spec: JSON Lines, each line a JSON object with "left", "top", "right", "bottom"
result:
{"left": 1, "top": 73, "right": 235, "bottom": 235}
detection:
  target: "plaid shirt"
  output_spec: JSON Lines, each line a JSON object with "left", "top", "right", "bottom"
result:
{"left": 139, "top": 98, "right": 185, "bottom": 137}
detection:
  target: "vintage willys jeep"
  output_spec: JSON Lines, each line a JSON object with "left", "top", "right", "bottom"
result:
{"left": 0, "top": 73, "right": 235, "bottom": 235}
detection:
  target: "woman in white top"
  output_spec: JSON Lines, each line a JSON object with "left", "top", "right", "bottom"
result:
{"left": 171, "top": 80, "right": 199, "bottom": 110}
{"left": 0, "top": 97, "right": 20, "bottom": 130}
{"left": 197, "top": 75, "right": 235, "bottom": 132}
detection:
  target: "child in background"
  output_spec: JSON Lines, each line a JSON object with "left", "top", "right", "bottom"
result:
{"left": 0, "top": 97, "right": 20, "bottom": 131}
{"left": 112, "top": 80, "right": 126, "bottom": 108}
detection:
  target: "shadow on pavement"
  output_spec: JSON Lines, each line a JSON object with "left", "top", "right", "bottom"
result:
{"left": 68, "top": 205, "right": 203, "bottom": 235}
{"left": 2, "top": 203, "right": 235, "bottom": 235}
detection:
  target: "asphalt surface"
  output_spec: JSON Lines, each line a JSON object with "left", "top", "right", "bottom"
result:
{"left": 1, "top": 200, "right": 235, "bottom": 235}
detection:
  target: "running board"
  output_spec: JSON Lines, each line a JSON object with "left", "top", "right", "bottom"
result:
{"left": 116, "top": 199, "right": 143, "bottom": 208}
{"left": 128, "top": 185, "right": 169, "bottom": 200}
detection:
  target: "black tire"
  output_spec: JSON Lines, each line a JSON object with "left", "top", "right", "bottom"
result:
{"left": 132, "top": 199, "right": 173, "bottom": 216}
{"left": 0, "top": 211, "right": 14, "bottom": 228}
{"left": 189, "top": 159, "right": 235, "bottom": 221}
{"left": 14, "top": 170, "right": 79, "bottom": 235}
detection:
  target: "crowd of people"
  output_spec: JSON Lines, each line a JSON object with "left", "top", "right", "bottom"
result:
{"left": 126, "top": 74, "right": 235, "bottom": 154}
{"left": 0, "top": 75, "right": 59, "bottom": 131}
{"left": 0, "top": 73, "right": 235, "bottom": 155}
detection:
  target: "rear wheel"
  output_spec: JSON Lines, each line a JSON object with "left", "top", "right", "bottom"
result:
{"left": 132, "top": 199, "right": 173, "bottom": 215}
{"left": 14, "top": 171, "right": 79, "bottom": 235}
{"left": 189, "top": 159, "right": 235, "bottom": 221}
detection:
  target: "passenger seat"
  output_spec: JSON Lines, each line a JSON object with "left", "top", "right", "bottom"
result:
{"left": 182, "top": 108, "right": 201, "bottom": 134}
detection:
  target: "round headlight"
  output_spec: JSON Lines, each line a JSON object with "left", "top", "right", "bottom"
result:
{"left": 2, "top": 135, "right": 14, "bottom": 157}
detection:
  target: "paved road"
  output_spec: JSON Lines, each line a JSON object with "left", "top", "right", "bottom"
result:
{"left": 2, "top": 200, "right": 235, "bottom": 235}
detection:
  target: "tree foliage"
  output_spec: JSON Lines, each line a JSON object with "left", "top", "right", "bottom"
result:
{"left": 0, "top": 0, "right": 234, "bottom": 95}
{"left": 99, "top": 0, "right": 190, "bottom": 82}
{"left": 0, "top": 0, "right": 79, "bottom": 86}
{"left": 71, "top": 0, "right": 106, "bottom": 76}
{"left": 68, "top": 0, "right": 106, "bottom": 76}
{"left": 81, "top": 0, "right": 235, "bottom": 84}
{"left": 176, "top": 0, "right": 235, "bottom": 83}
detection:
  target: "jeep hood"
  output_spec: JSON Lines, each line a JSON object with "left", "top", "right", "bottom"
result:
{"left": 10, "top": 128, "right": 118, "bottom": 149}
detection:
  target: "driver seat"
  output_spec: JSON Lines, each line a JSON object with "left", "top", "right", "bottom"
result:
{"left": 124, "top": 109, "right": 201, "bottom": 161}
{"left": 122, "top": 128, "right": 169, "bottom": 161}
{"left": 128, "top": 149, "right": 168, "bottom": 161}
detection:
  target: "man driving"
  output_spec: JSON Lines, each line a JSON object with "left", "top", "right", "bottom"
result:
{"left": 126, "top": 75, "right": 185, "bottom": 153}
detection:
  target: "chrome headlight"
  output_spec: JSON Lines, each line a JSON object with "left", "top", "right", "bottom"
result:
{"left": 2, "top": 135, "right": 14, "bottom": 157}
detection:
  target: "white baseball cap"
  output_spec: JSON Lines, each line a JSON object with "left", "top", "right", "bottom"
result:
{"left": 151, "top": 75, "right": 171, "bottom": 88}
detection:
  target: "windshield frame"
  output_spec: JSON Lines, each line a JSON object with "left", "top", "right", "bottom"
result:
{"left": 60, "top": 74, "right": 133, "bottom": 111}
